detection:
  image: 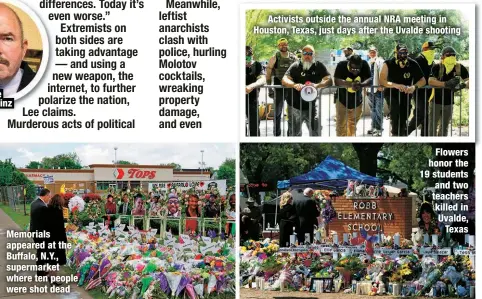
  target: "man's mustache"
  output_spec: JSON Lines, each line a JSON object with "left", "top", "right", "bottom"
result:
{"left": 0, "top": 57, "right": 9, "bottom": 66}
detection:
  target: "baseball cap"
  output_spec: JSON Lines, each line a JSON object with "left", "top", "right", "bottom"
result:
{"left": 422, "top": 41, "right": 436, "bottom": 50}
{"left": 277, "top": 38, "right": 288, "bottom": 45}
{"left": 368, "top": 46, "right": 377, "bottom": 52}
{"left": 343, "top": 46, "right": 353, "bottom": 51}
{"left": 396, "top": 44, "right": 408, "bottom": 51}
{"left": 302, "top": 44, "right": 315, "bottom": 52}
{"left": 441, "top": 46, "right": 457, "bottom": 56}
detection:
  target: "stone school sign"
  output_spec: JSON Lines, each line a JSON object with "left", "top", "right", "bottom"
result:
{"left": 330, "top": 198, "right": 413, "bottom": 239}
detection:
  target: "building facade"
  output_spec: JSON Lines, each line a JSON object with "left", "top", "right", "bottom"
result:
{"left": 20, "top": 164, "right": 211, "bottom": 195}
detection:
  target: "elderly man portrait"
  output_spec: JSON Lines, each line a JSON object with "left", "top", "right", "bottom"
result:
{"left": 0, "top": 4, "right": 36, "bottom": 96}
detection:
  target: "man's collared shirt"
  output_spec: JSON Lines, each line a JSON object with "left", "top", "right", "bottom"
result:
{"left": 1, "top": 68, "right": 23, "bottom": 97}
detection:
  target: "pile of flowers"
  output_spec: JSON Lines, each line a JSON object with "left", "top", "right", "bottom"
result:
{"left": 66, "top": 226, "right": 235, "bottom": 298}
{"left": 239, "top": 238, "right": 475, "bottom": 296}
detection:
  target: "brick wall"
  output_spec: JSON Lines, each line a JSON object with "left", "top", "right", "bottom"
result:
{"left": 329, "top": 197, "right": 413, "bottom": 240}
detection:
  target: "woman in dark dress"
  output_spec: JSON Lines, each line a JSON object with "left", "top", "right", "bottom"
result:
{"left": 279, "top": 192, "right": 297, "bottom": 247}
{"left": 45, "top": 194, "right": 67, "bottom": 285}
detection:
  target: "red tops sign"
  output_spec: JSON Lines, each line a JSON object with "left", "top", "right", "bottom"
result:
{"left": 114, "top": 168, "right": 156, "bottom": 180}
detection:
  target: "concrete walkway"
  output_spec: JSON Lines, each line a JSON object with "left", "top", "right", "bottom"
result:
{"left": 0, "top": 208, "right": 92, "bottom": 299}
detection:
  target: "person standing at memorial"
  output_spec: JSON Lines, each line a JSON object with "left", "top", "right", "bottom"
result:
{"left": 293, "top": 188, "right": 319, "bottom": 244}
{"left": 278, "top": 191, "right": 297, "bottom": 247}
{"left": 44, "top": 194, "right": 67, "bottom": 285}
{"left": 30, "top": 188, "right": 51, "bottom": 277}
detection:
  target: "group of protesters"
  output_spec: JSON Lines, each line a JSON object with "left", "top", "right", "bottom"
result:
{"left": 246, "top": 39, "right": 469, "bottom": 137}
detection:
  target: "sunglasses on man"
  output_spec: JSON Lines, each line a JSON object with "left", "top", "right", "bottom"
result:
{"left": 303, "top": 51, "right": 313, "bottom": 56}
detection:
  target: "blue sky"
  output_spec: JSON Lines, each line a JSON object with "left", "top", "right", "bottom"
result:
{"left": 0, "top": 144, "right": 236, "bottom": 169}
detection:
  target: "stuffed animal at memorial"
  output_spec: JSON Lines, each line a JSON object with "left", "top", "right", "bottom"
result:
{"left": 369, "top": 282, "right": 379, "bottom": 296}
{"left": 368, "top": 185, "right": 376, "bottom": 198}
{"left": 376, "top": 273, "right": 386, "bottom": 295}
{"left": 411, "top": 228, "right": 423, "bottom": 246}
{"left": 346, "top": 180, "right": 355, "bottom": 197}
{"left": 355, "top": 183, "right": 366, "bottom": 197}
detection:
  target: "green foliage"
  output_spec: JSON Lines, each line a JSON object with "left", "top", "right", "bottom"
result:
{"left": 25, "top": 161, "right": 42, "bottom": 169}
{"left": 0, "top": 159, "right": 36, "bottom": 201}
{"left": 117, "top": 160, "right": 138, "bottom": 165}
{"left": 240, "top": 143, "right": 451, "bottom": 194}
{"left": 166, "top": 163, "right": 182, "bottom": 170}
{"left": 378, "top": 144, "right": 433, "bottom": 192}
{"left": 246, "top": 9, "right": 469, "bottom": 61}
{"left": 216, "top": 158, "right": 235, "bottom": 187}
{"left": 33, "top": 152, "right": 83, "bottom": 169}
{"left": 452, "top": 89, "right": 469, "bottom": 126}
{"left": 240, "top": 143, "right": 358, "bottom": 188}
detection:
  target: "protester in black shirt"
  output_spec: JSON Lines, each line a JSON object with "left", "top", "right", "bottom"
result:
{"left": 407, "top": 41, "right": 437, "bottom": 136}
{"left": 282, "top": 44, "right": 332, "bottom": 136}
{"left": 379, "top": 44, "right": 426, "bottom": 136}
{"left": 428, "top": 46, "right": 469, "bottom": 136}
{"left": 334, "top": 55, "right": 371, "bottom": 136}
{"left": 245, "top": 45, "right": 266, "bottom": 136}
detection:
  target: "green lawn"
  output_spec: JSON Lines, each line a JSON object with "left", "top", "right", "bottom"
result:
{"left": 0, "top": 204, "right": 30, "bottom": 229}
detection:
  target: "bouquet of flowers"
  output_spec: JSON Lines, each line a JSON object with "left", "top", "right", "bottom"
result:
{"left": 335, "top": 256, "right": 363, "bottom": 272}
{"left": 261, "top": 255, "right": 284, "bottom": 277}
{"left": 61, "top": 192, "right": 75, "bottom": 206}
{"left": 320, "top": 199, "right": 336, "bottom": 223}
{"left": 82, "top": 199, "right": 105, "bottom": 221}
{"left": 82, "top": 193, "right": 101, "bottom": 204}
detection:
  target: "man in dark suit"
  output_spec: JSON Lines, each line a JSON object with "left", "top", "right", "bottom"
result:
{"left": 30, "top": 188, "right": 51, "bottom": 276}
{"left": 293, "top": 188, "right": 319, "bottom": 244}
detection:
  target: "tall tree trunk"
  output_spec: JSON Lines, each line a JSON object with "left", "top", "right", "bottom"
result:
{"left": 352, "top": 143, "right": 384, "bottom": 176}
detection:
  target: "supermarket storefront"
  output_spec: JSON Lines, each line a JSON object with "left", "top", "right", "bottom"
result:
{"left": 20, "top": 164, "right": 211, "bottom": 194}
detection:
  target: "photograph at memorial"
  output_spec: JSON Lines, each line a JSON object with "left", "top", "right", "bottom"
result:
{"left": 0, "top": 1, "right": 47, "bottom": 99}
{"left": 239, "top": 143, "right": 475, "bottom": 298}
{"left": 244, "top": 7, "right": 473, "bottom": 137}
{"left": 0, "top": 143, "right": 236, "bottom": 298}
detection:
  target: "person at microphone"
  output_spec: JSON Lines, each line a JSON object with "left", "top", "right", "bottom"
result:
{"left": 334, "top": 54, "right": 371, "bottom": 136}
{"left": 282, "top": 45, "right": 332, "bottom": 136}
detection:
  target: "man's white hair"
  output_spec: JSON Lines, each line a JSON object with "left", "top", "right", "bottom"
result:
{"left": 304, "top": 188, "right": 314, "bottom": 196}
